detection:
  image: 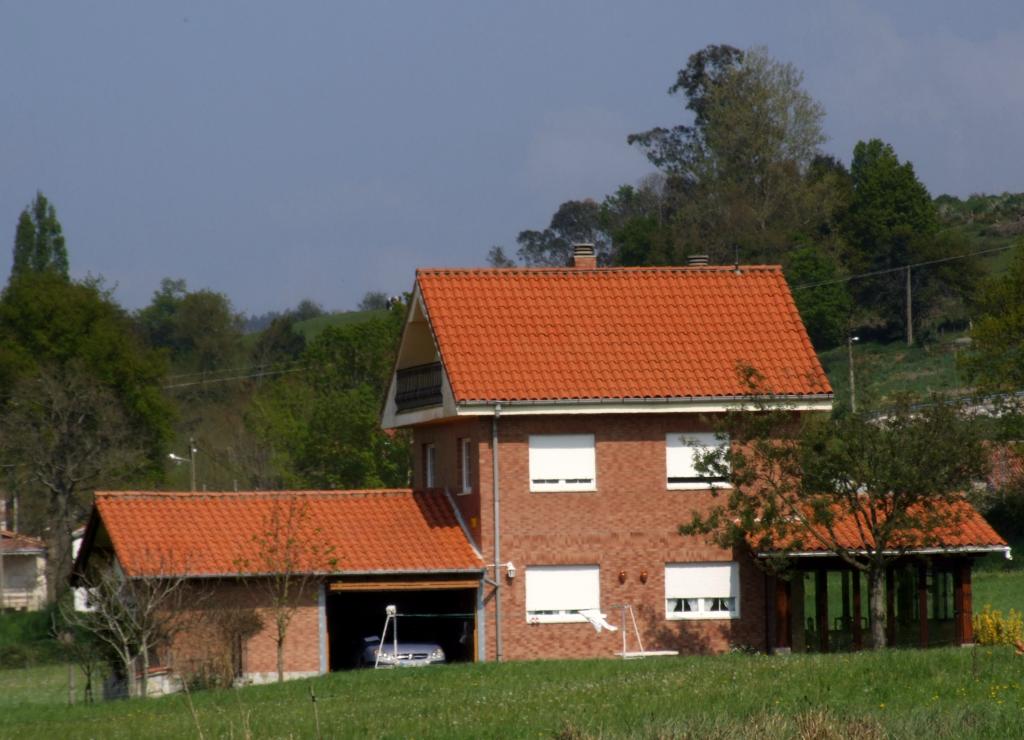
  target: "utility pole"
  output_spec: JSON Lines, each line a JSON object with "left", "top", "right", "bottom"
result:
{"left": 169, "top": 438, "right": 198, "bottom": 492}
{"left": 906, "top": 267, "right": 913, "bottom": 347}
{"left": 848, "top": 335, "right": 859, "bottom": 413}
{"left": 188, "top": 437, "right": 197, "bottom": 493}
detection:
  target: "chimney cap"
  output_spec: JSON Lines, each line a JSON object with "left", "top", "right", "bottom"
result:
{"left": 570, "top": 243, "right": 597, "bottom": 269}
{"left": 687, "top": 254, "right": 710, "bottom": 267}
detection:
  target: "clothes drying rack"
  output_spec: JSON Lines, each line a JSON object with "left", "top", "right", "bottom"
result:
{"left": 609, "top": 604, "right": 678, "bottom": 659}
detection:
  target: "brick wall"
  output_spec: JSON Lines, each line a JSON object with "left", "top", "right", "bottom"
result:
{"left": 415, "top": 412, "right": 771, "bottom": 661}
{"left": 411, "top": 417, "right": 489, "bottom": 548}
{"left": 169, "top": 579, "right": 322, "bottom": 682}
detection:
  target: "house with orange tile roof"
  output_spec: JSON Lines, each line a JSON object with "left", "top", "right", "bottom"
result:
{"left": 0, "top": 530, "right": 47, "bottom": 611}
{"left": 73, "top": 244, "right": 1008, "bottom": 687}
{"left": 383, "top": 245, "right": 1006, "bottom": 659}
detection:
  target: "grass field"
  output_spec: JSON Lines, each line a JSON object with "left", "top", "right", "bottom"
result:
{"left": 2, "top": 647, "right": 1024, "bottom": 739}
{"left": 817, "top": 332, "right": 970, "bottom": 410}
{"left": 0, "top": 569, "right": 1020, "bottom": 739}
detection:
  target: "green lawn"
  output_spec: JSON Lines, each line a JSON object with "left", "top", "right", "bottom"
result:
{"left": 3, "top": 647, "right": 1024, "bottom": 739}
{"left": 975, "top": 568, "right": 1024, "bottom": 616}
{"left": 2, "top": 571, "right": 1017, "bottom": 737}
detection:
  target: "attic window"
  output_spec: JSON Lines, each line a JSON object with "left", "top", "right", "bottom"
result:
{"left": 529, "top": 434, "right": 596, "bottom": 492}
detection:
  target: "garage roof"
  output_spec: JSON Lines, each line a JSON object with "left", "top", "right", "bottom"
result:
{"left": 83, "top": 489, "right": 483, "bottom": 578}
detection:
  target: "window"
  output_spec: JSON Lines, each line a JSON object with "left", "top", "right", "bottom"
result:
{"left": 666, "top": 432, "right": 730, "bottom": 489}
{"left": 665, "top": 562, "right": 739, "bottom": 620}
{"left": 525, "top": 565, "right": 600, "bottom": 623}
{"left": 458, "top": 438, "right": 472, "bottom": 494}
{"left": 424, "top": 443, "right": 437, "bottom": 488}
{"left": 528, "top": 434, "right": 596, "bottom": 492}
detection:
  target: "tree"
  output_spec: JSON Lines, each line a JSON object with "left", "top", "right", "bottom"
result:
{"left": 0, "top": 365, "right": 150, "bottom": 601}
{"left": 783, "top": 245, "right": 852, "bottom": 350}
{"left": 251, "top": 315, "right": 306, "bottom": 371}
{"left": 136, "top": 278, "right": 243, "bottom": 373}
{"left": 237, "top": 496, "right": 337, "bottom": 682}
{"left": 629, "top": 46, "right": 834, "bottom": 263}
{"left": 962, "top": 245, "right": 1024, "bottom": 391}
{"left": 358, "top": 291, "right": 390, "bottom": 311}
{"left": 681, "top": 389, "right": 988, "bottom": 649}
{"left": 0, "top": 272, "right": 172, "bottom": 470}
{"left": 248, "top": 310, "right": 410, "bottom": 489}
{"left": 486, "top": 246, "right": 516, "bottom": 268}
{"left": 62, "top": 552, "right": 199, "bottom": 698}
{"left": 10, "top": 192, "right": 68, "bottom": 282}
{"left": 292, "top": 299, "right": 324, "bottom": 323}
{"left": 840, "top": 139, "right": 978, "bottom": 341}
{"left": 600, "top": 176, "right": 675, "bottom": 266}
{"left": 516, "top": 199, "right": 611, "bottom": 266}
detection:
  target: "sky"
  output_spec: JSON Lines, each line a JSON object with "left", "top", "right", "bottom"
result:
{"left": 2, "top": 1, "right": 1023, "bottom": 315}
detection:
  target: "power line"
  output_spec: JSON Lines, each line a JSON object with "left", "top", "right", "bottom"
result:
{"left": 163, "top": 358, "right": 307, "bottom": 381}
{"left": 792, "top": 243, "right": 1019, "bottom": 291}
{"left": 162, "top": 365, "right": 310, "bottom": 390}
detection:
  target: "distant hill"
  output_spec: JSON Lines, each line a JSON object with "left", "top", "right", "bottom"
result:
{"left": 817, "top": 331, "right": 971, "bottom": 410}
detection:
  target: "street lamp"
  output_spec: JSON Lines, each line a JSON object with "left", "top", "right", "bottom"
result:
{"left": 168, "top": 437, "right": 197, "bottom": 492}
{"left": 848, "top": 336, "right": 860, "bottom": 413}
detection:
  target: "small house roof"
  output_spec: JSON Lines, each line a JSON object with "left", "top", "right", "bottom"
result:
{"left": 0, "top": 530, "right": 45, "bottom": 555}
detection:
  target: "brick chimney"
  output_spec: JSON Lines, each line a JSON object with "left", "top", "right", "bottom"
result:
{"left": 571, "top": 243, "right": 597, "bottom": 269}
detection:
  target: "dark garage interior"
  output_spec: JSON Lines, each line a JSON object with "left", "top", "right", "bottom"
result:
{"left": 326, "top": 586, "right": 477, "bottom": 670}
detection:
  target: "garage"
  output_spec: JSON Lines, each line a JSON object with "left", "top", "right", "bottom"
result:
{"left": 326, "top": 577, "right": 480, "bottom": 670}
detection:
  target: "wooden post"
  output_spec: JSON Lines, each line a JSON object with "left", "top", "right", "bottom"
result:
{"left": 954, "top": 562, "right": 973, "bottom": 645}
{"left": 775, "top": 577, "right": 792, "bottom": 651}
{"left": 841, "top": 570, "right": 851, "bottom": 628}
{"left": 886, "top": 566, "right": 896, "bottom": 646}
{"left": 906, "top": 266, "right": 914, "bottom": 347}
{"left": 852, "top": 570, "right": 863, "bottom": 650}
{"left": 918, "top": 563, "right": 929, "bottom": 648}
{"left": 816, "top": 570, "right": 829, "bottom": 653}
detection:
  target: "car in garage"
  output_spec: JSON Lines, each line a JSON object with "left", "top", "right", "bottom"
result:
{"left": 360, "top": 636, "right": 446, "bottom": 668}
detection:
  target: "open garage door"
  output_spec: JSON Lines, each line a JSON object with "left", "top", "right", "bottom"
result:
{"left": 326, "top": 580, "right": 478, "bottom": 670}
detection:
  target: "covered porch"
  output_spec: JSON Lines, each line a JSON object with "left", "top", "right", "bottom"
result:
{"left": 767, "top": 554, "right": 1000, "bottom": 653}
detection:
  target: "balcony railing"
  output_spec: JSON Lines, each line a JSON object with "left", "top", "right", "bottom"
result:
{"left": 395, "top": 362, "right": 443, "bottom": 411}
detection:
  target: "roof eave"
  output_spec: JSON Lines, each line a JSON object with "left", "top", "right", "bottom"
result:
{"left": 758, "top": 544, "right": 1011, "bottom": 559}
{"left": 123, "top": 567, "right": 487, "bottom": 580}
{"left": 452, "top": 393, "right": 834, "bottom": 414}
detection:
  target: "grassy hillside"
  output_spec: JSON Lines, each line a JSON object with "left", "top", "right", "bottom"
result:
{"left": 817, "top": 332, "right": 971, "bottom": 409}
{"left": 292, "top": 309, "right": 389, "bottom": 341}
{"left": 3, "top": 644, "right": 1024, "bottom": 739}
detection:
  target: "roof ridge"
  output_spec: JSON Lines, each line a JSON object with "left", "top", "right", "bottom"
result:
{"left": 96, "top": 488, "right": 415, "bottom": 500}
{"left": 417, "top": 265, "right": 783, "bottom": 276}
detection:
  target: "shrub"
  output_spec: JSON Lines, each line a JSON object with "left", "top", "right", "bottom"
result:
{"left": 973, "top": 605, "right": 1024, "bottom": 646}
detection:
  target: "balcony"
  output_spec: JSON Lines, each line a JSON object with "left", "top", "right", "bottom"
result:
{"left": 395, "top": 362, "right": 443, "bottom": 411}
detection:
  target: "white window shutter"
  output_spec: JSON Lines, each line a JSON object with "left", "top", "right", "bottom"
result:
{"left": 525, "top": 565, "right": 600, "bottom": 618}
{"left": 666, "top": 432, "right": 728, "bottom": 487}
{"left": 529, "top": 434, "right": 596, "bottom": 491}
{"left": 664, "top": 562, "right": 739, "bottom": 619}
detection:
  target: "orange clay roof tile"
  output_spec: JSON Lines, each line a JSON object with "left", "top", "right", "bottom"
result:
{"left": 416, "top": 266, "right": 831, "bottom": 402}
{"left": 94, "top": 490, "right": 482, "bottom": 577}
{"left": 759, "top": 499, "right": 1007, "bottom": 554}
